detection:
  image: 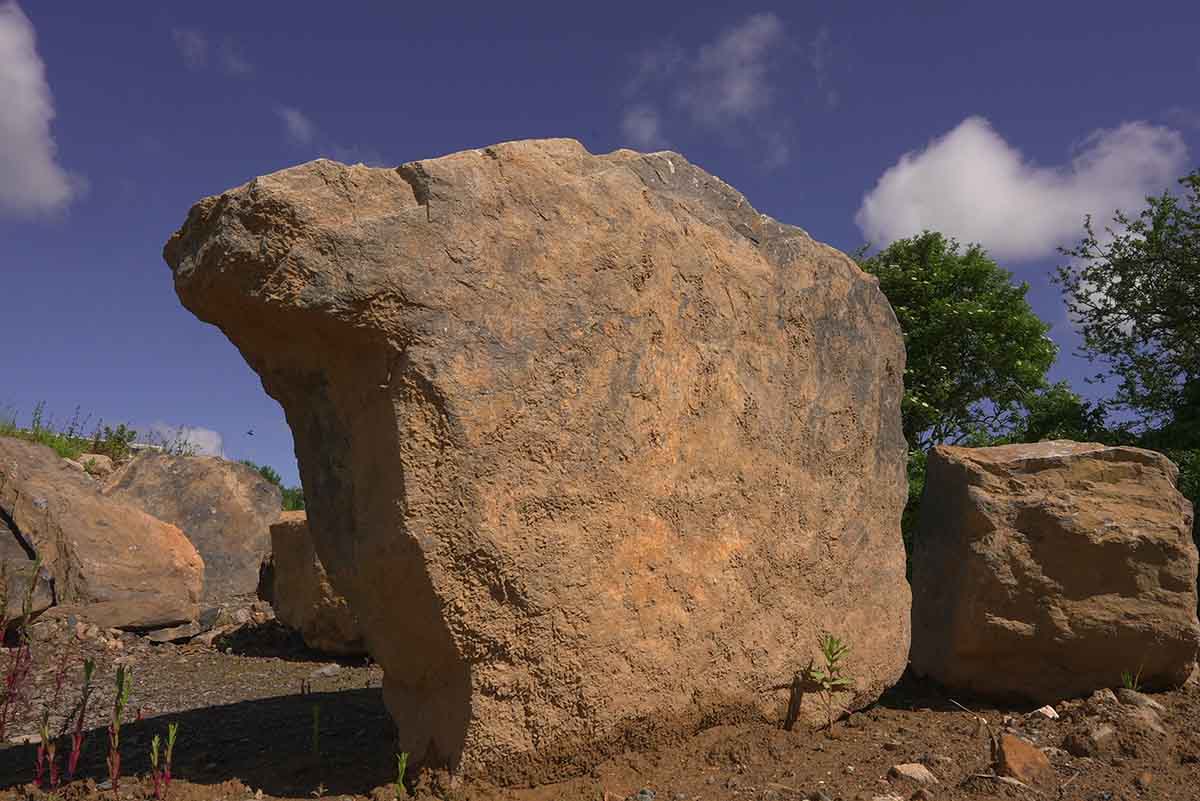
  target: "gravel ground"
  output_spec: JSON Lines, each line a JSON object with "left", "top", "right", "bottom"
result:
{"left": 2, "top": 611, "right": 1199, "bottom": 801}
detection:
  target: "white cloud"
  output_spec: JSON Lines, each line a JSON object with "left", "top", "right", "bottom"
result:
{"left": 623, "top": 41, "right": 685, "bottom": 98}
{"left": 620, "top": 105, "right": 666, "bottom": 150}
{"left": 679, "top": 12, "right": 784, "bottom": 125}
{"left": 145, "top": 422, "right": 224, "bottom": 457}
{"left": 0, "top": 2, "right": 81, "bottom": 217}
{"left": 277, "top": 106, "right": 316, "bottom": 145}
{"left": 173, "top": 29, "right": 251, "bottom": 75}
{"left": 855, "top": 116, "right": 1189, "bottom": 262}
{"left": 171, "top": 27, "right": 207, "bottom": 70}
{"left": 217, "top": 38, "right": 252, "bottom": 75}
{"left": 620, "top": 13, "right": 793, "bottom": 166}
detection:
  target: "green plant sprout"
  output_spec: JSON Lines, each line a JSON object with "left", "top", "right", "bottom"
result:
{"left": 1121, "top": 664, "right": 1144, "bottom": 692}
{"left": 150, "top": 721, "right": 180, "bottom": 800}
{"left": 394, "top": 752, "right": 410, "bottom": 799}
{"left": 800, "top": 632, "right": 854, "bottom": 733}
{"left": 65, "top": 657, "right": 96, "bottom": 780}
{"left": 106, "top": 665, "right": 133, "bottom": 795}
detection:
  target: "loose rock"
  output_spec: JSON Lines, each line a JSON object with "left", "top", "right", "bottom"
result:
{"left": 996, "top": 733, "right": 1055, "bottom": 787}
{"left": 888, "top": 763, "right": 938, "bottom": 785}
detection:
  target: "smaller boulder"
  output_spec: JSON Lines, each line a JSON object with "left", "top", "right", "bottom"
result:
{"left": 911, "top": 441, "right": 1200, "bottom": 703}
{"left": 104, "top": 453, "right": 281, "bottom": 601}
{"left": 258, "top": 511, "right": 364, "bottom": 655}
{"left": 1, "top": 436, "right": 203, "bottom": 631}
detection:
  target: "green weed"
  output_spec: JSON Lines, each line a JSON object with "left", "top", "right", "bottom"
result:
{"left": 801, "top": 632, "right": 855, "bottom": 733}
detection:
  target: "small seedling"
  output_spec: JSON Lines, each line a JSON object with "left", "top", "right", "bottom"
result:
{"left": 1121, "top": 664, "right": 1144, "bottom": 692}
{"left": 35, "top": 717, "right": 59, "bottom": 791}
{"left": 65, "top": 657, "right": 96, "bottom": 780}
{"left": 393, "top": 752, "right": 410, "bottom": 799}
{"left": 34, "top": 638, "right": 75, "bottom": 791}
{"left": 801, "top": 632, "right": 855, "bottom": 733}
{"left": 106, "top": 665, "right": 133, "bottom": 795}
{"left": 149, "top": 722, "right": 179, "bottom": 800}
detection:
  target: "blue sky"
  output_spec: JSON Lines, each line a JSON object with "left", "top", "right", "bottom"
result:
{"left": 2, "top": 1, "right": 1198, "bottom": 484}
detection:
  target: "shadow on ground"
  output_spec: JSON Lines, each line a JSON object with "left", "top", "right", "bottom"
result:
{"left": 876, "top": 667, "right": 1040, "bottom": 715}
{"left": 0, "top": 688, "right": 396, "bottom": 796}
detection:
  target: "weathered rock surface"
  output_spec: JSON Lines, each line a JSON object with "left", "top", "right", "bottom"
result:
{"left": 911, "top": 440, "right": 1200, "bottom": 703}
{"left": 163, "top": 138, "right": 910, "bottom": 781}
{"left": 77, "top": 453, "right": 115, "bottom": 478}
{"left": 0, "top": 436, "right": 203, "bottom": 630}
{"left": 0, "top": 535, "right": 54, "bottom": 631}
{"left": 258, "top": 511, "right": 364, "bottom": 654}
{"left": 104, "top": 453, "right": 281, "bottom": 601}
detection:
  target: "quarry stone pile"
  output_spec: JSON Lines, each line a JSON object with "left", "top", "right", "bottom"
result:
{"left": 0, "top": 436, "right": 203, "bottom": 631}
{"left": 163, "top": 138, "right": 910, "bottom": 782}
{"left": 911, "top": 440, "right": 1200, "bottom": 703}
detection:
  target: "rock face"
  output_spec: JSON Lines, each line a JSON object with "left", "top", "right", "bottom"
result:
{"left": 911, "top": 440, "right": 1200, "bottom": 703}
{"left": 105, "top": 453, "right": 281, "bottom": 601}
{"left": 258, "top": 511, "right": 364, "bottom": 654}
{"left": 0, "top": 436, "right": 203, "bottom": 630}
{"left": 163, "top": 138, "right": 910, "bottom": 782}
{"left": 0, "top": 519, "right": 54, "bottom": 631}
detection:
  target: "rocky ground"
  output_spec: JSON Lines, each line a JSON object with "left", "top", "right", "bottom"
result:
{"left": 2, "top": 615, "right": 1199, "bottom": 801}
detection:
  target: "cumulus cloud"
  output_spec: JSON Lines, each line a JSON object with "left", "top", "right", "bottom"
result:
{"left": 0, "top": 2, "right": 82, "bottom": 217}
{"left": 146, "top": 422, "right": 224, "bottom": 457}
{"left": 277, "top": 106, "right": 316, "bottom": 145}
{"left": 172, "top": 28, "right": 252, "bottom": 75}
{"left": 171, "top": 27, "right": 207, "bottom": 69}
{"left": 855, "top": 116, "right": 1189, "bottom": 262}
{"left": 217, "top": 38, "right": 252, "bottom": 75}
{"left": 620, "top": 105, "right": 667, "bottom": 150}
{"left": 679, "top": 13, "right": 784, "bottom": 125}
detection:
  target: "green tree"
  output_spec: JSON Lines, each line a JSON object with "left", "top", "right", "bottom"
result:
{"left": 1004, "top": 381, "right": 1117, "bottom": 445}
{"left": 858, "top": 231, "right": 1058, "bottom": 450}
{"left": 1055, "top": 170, "right": 1200, "bottom": 429}
{"left": 239, "top": 459, "right": 305, "bottom": 511}
{"left": 1056, "top": 171, "right": 1200, "bottom": 582}
{"left": 859, "top": 232, "right": 1060, "bottom": 572}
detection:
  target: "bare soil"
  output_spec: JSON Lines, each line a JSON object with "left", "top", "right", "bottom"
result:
{"left": 2, "top": 613, "right": 1199, "bottom": 801}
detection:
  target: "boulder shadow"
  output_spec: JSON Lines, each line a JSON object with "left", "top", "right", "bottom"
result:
{"left": 212, "top": 619, "right": 371, "bottom": 667}
{"left": 0, "top": 688, "right": 396, "bottom": 796}
{"left": 874, "top": 666, "right": 1040, "bottom": 715}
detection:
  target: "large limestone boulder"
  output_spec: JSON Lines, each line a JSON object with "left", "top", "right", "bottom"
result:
{"left": 0, "top": 437, "right": 203, "bottom": 630}
{"left": 911, "top": 440, "right": 1200, "bottom": 703}
{"left": 105, "top": 453, "right": 281, "bottom": 601}
{"left": 258, "top": 511, "right": 364, "bottom": 654}
{"left": 163, "top": 138, "right": 910, "bottom": 782}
